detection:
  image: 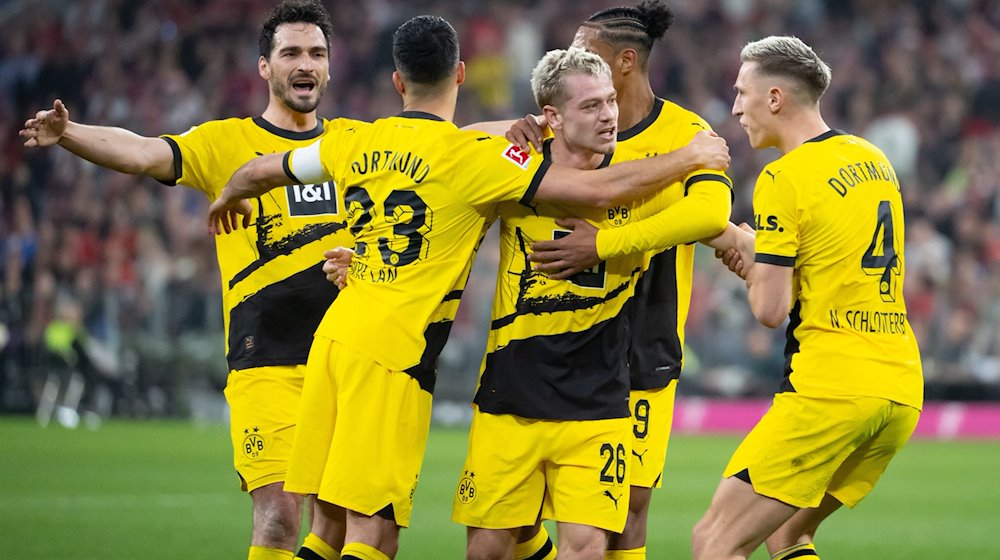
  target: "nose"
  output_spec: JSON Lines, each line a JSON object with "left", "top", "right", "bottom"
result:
{"left": 732, "top": 97, "right": 741, "bottom": 117}
{"left": 600, "top": 101, "right": 616, "bottom": 122}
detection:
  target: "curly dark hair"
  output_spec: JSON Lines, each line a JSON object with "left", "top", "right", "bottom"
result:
{"left": 258, "top": 0, "right": 333, "bottom": 58}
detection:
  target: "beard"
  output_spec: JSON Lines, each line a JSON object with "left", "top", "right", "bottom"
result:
{"left": 273, "top": 78, "right": 328, "bottom": 114}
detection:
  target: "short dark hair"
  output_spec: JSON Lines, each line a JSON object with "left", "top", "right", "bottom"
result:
{"left": 392, "top": 15, "right": 460, "bottom": 85}
{"left": 259, "top": 0, "right": 333, "bottom": 58}
{"left": 582, "top": 0, "right": 674, "bottom": 64}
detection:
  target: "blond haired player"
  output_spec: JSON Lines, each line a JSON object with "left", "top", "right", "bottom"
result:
{"left": 692, "top": 36, "right": 923, "bottom": 560}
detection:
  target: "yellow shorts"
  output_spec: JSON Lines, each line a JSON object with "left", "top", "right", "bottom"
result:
{"left": 723, "top": 392, "right": 920, "bottom": 508}
{"left": 223, "top": 364, "right": 305, "bottom": 492}
{"left": 629, "top": 382, "right": 677, "bottom": 489}
{"left": 284, "top": 337, "right": 432, "bottom": 527}
{"left": 452, "top": 408, "right": 631, "bottom": 533}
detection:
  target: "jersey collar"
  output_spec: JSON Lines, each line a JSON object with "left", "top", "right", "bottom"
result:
{"left": 397, "top": 111, "right": 446, "bottom": 122}
{"left": 252, "top": 116, "right": 324, "bottom": 140}
{"left": 806, "top": 129, "right": 847, "bottom": 143}
{"left": 617, "top": 97, "right": 665, "bottom": 142}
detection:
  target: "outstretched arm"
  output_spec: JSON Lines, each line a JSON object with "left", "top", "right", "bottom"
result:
{"left": 20, "top": 99, "right": 175, "bottom": 181}
{"left": 533, "top": 130, "right": 730, "bottom": 208}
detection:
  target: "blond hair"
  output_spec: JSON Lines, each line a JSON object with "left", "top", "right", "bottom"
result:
{"left": 741, "top": 36, "right": 831, "bottom": 104}
{"left": 530, "top": 47, "right": 612, "bottom": 109}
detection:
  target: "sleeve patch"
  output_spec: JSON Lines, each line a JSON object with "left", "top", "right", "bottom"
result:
{"left": 502, "top": 143, "right": 532, "bottom": 170}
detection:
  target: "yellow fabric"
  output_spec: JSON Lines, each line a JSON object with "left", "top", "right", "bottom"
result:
{"left": 286, "top": 114, "right": 547, "bottom": 374}
{"left": 296, "top": 532, "right": 340, "bottom": 560}
{"left": 248, "top": 546, "right": 294, "bottom": 560}
{"left": 452, "top": 408, "right": 631, "bottom": 533}
{"left": 723, "top": 393, "right": 919, "bottom": 508}
{"left": 162, "top": 117, "right": 361, "bottom": 368}
{"left": 605, "top": 546, "right": 646, "bottom": 559}
{"left": 771, "top": 542, "right": 818, "bottom": 559}
{"left": 340, "top": 542, "right": 389, "bottom": 560}
{"left": 285, "top": 338, "right": 431, "bottom": 528}
{"left": 596, "top": 183, "right": 731, "bottom": 259}
{"left": 751, "top": 132, "right": 922, "bottom": 409}
{"left": 223, "top": 364, "right": 304, "bottom": 492}
{"left": 596, "top": 99, "right": 732, "bottom": 260}
{"left": 628, "top": 382, "right": 677, "bottom": 488}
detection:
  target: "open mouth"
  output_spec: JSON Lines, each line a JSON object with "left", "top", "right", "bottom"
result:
{"left": 291, "top": 78, "right": 316, "bottom": 94}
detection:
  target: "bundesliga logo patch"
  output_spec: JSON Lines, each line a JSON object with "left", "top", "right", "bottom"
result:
{"left": 502, "top": 144, "right": 531, "bottom": 170}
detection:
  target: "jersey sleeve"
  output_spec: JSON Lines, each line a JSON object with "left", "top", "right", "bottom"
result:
{"left": 159, "top": 122, "right": 221, "bottom": 196}
{"left": 462, "top": 138, "right": 550, "bottom": 207}
{"left": 753, "top": 168, "right": 799, "bottom": 267}
{"left": 595, "top": 175, "right": 732, "bottom": 258}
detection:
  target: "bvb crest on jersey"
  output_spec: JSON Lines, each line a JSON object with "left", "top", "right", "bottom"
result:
{"left": 606, "top": 205, "right": 632, "bottom": 227}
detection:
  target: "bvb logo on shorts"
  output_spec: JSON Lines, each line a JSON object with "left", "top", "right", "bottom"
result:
{"left": 456, "top": 470, "right": 477, "bottom": 504}
{"left": 242, "top": 427, "right": 265, "bottom": 459}
{"left": 606, "top": 206, "right": 631, "bottom": 227}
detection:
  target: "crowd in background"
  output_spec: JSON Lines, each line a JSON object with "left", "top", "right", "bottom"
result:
{"left": 1, "top": 0, "right": 998, "bottom": 420}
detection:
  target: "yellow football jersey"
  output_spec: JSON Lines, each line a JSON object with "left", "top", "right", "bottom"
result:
{"left": 609, "top": 98, "right": 733, "bottom": 390}
{"left": 752, "top": 130, "right": 923, "bottom": 409}
{"left": 161, "top": 116, "right": 362, "bottom": 370}
{"left": 474, "top": 140, "right": 645, "bottom": 421}
{"left": 286, "top": 112, "right": 549, "bottom": 390}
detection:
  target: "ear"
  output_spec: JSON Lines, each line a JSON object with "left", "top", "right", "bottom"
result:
{"left": 455, "top": 61, "right": 466, "bottom": 86}
{"left": 258, "top": 56, "right": 269, "bottom": 80}
{"left": 768, "top": 86, "right": 784, "bottom": 114}
{"left": 392, "top": 71, "right": 406, "bottom": 96}
{"left": 618, "top": 48, "right": 638, "bottom": 75}
{"left": 542, "top": 104, "right": 562, "bottom": 131}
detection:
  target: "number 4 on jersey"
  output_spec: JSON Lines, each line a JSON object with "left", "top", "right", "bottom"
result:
{"left": 861, "top": 200, "right": 899, "bottom": 303}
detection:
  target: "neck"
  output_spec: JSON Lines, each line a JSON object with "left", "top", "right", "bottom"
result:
{"left": 616, "top": 76, "right": 656, "bottom": 132}
{"left": 260, "top": 100, "right": 317, "bottom": 132}
{"left": 776, "top": 109, "right": 830, "bottom": 154}
{"left": 401, "top": 87, "right": 458, "bottom": 122}
{"left": 549, "top": 136, "right": 606, "bottom": 170}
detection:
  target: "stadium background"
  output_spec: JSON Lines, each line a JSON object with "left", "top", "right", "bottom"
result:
{"left": 3, "top": 0, "right": 999, "bottom": 420}
{"left": 0, "top": 0, "right": 999, "bottom": 557}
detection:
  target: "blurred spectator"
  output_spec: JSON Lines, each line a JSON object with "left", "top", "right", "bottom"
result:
{"left": 2, "top": 0, "right": 999, "bottom": 417}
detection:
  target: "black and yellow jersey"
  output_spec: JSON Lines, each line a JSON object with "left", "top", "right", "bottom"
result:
{"left": 285, "top": 112, "right": 549, "bottom": 392}
{"left": 473, "top": 140, "right": 645, "bottom": 421}
{"left": 753, "top": 130, "right": 923, "bottom": 409}
{"left": 606, "top": 98, "right": 733, "bottom": 390}
{"left": 161, "top": 116, "right": 364, "bottom": 371}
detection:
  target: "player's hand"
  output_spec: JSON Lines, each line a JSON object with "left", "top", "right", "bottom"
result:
{"left": 323, "top": 247, "right": 354, "bottom": 289}
{"left": 20, "top": 99, "right": 69, "bottom": 148}
{"left": 687, "top": 130, "right": 730, "bottom": 171}
{"left": 715, "top": 222, "right": 756, "bottom": 279}
{"left": 207, "top": 193, "right": 252, "bottom": 235}
{"left": 528, "top": 217, "right": 600, "bottom": 279}
{"left": 505, "top": 114, "right": 547, "bottom": 153}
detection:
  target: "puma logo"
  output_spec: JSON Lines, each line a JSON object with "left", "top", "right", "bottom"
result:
{"left": 632, "top": 448, "right": 648, "bottom": 465}
{"left": 764, "top": 169, "right": 781, "bottom": 181}
{"left": 603, "top": 490, "right": 622, "bottom": 509}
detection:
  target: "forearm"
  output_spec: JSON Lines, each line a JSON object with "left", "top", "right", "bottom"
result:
{"left": 220, "top": 152, "right": 290, "bottom": 202}
{"left": 599, "top": 144, "right": 705, "bottom": 205}
{"left": 703, "top": 222, "right": 749, "bottom": 253}
{"left": 596, "top": 183, "right": 731, "bottom": 258}
{"left": 59, "top": 121, "right": 174, "bottom": 180}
